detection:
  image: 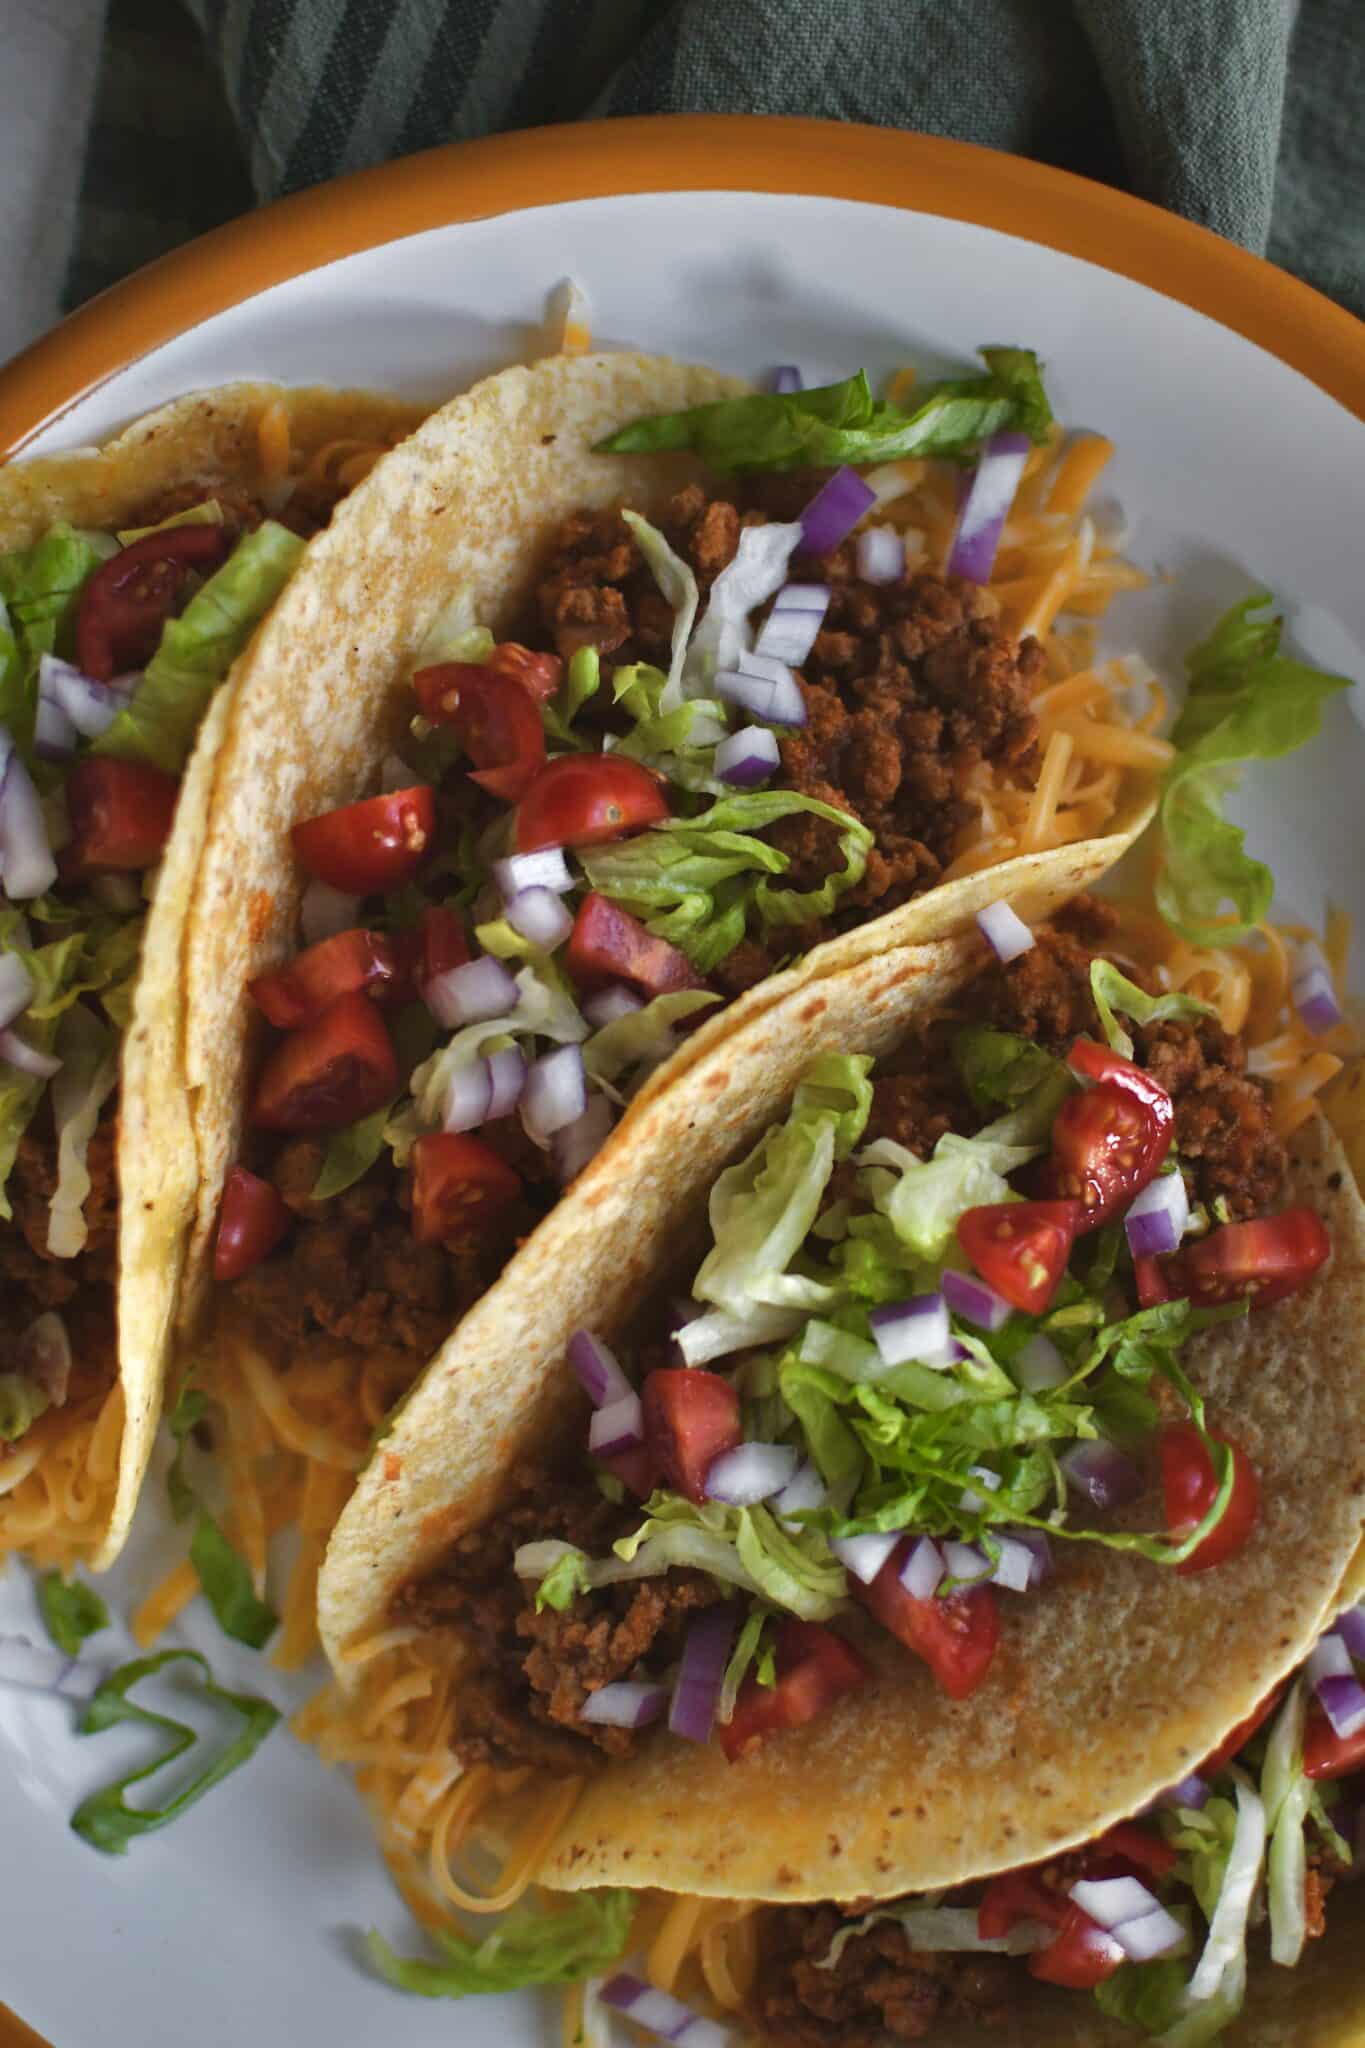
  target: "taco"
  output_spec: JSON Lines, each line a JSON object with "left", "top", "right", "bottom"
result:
{"left": 306, "top": 895, "right": 1365, "bottom": 2047}
{"left": 170, "top": 343, "right": 1210, "bottom": 1661}
{"left": 0, "top": 380, "right": 425, "bottom": 1572}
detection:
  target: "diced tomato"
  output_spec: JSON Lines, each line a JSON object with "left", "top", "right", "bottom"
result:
{"left": 641, "top": 1368, "right": 741, "bottom": 1504}
{"left": 486, "top": 641, "right": 563, "bottom": 702}
{"left": 61, "top": 757, "right": 180, "bottom": 877}
{"left": 1028, "top": 1903, "right": 1125, "bottom": 1989}
{"left": 978, "top": 1869, "right": 1069, "bottom": 1940}
{"left": 719, "top": 1619, "right": 870, "bottom": 1762}
{"left": 1090, "top": 1821, "right": 1179, "bottom": 1880}
{"left": 1159, "top": 1420, "right": 1260, "bottom": 1575}
{"left": 409, "top": 1132, "right": 522, "bottom": 1246}
{"left": 1198, "top": 1683, "right": 1285, "bottom": 1777}
{"left": 249, "top": 928, "right": 399, "bottom": 1029}
{"left": 291, "top": 787, "right": 435, "bottom": 894}
{"left": 1133, "top": 1254, "right": 1172, "bottom": 1309}
{"left": 1304, "top": 1706, "right": 1365, "bottom": 1782}
{"left": 1161, "top": 1207, "right": 1331, "bottom": 1310}
{"left": 213, "top": 1165, "right": 292, "bottom": 1283}
{"left": 76, "top": 523, "right": 230, "bottom": 680}
{"left": 516, "top": 754, "right": 670, "bottom": 852}
{"left": 854, "top": 1538, "right": 1000, "bottom": 1699}
{"left": 565, "top": 892, "right": 701, "bottom": 997}
{"left": 412, "top": 662, "right": 546, "bottom": 802}
{"left": 1045, "top": 1038, "right": 1174, "bottom": 1231}
{"left": 956, "top": 1200, "right": 1082, "bottom": 1315}
{"left": 597, "top": 1444, "right": 660, "bottom": 1500}
{"left": 250, "top": 992, "right": 398, "bottom": 1132}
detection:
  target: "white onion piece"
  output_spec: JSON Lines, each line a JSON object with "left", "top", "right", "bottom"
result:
{"left": 737, "top": 649, "right": 797, "bottom": 687}
{"left": 505, "top": 885, "right": 573, "bottom": 949}
{"left": 486, "top": 1047, "right": 527, "bottom": 1119}
{"left": 773, "top": 582, "right": 831, "bottom": 612}
{"left": 36, "top": 654, "right": 131, "bottom": 739}
{"left": 704, "top": 1441, "right": 798, "bottom": 1507}
{"left": 552, "top": 1092, "right": 615, "bottom": 1183}
{"left": 774, "top": 1459, "right": 827, "bottom": 1531}
{"left": 0, "top": 732, "right": 57, "bottom": 901}
{"left": 1011, "top": 1529, "right": 1054, "bottom": 1586}
{"left": 583, "top": 983, "right": 643, "bottom": 1028}
{"left": 441, "top": 1058, "right": 493, "bottom": 1133}
{"left": 754, "top": 605, "right": 824, "bottom": 667}
{"left": 1113, "top": 1905, "right": 1187, "bottom": 1963}
{"left": 0, "top": 1029, "right": 61, "bottom": 1079}
{"left": 856, "top": 526, "right": 905, "bottom": 584}
{"left": 22, "top": 1312, "right": 72, "bottom": 1407}
{"left": 900, "top": 1536, "right": 944, "bottom": 1600}
{"left": 1013, "top": 1332, "right": 1067, "bottom": 1392}
{"left": 300, "top": 879, "right": 361, "bottom": 945}
{"left": 568, "top": 1331, "right": 634, "bottom": 1410}
{"left": 990, "top": 1534, "right": 1036, "bottom": 1594}
{"left": 832, "top": 1532, "right": 898, "bottom": 1584}
{"left": 947, "top": 432, "right": 1031, "bottom": 583}
{"left": 579, "top": 1681, "right": 667, "bottom": 1729}
{"left": 425, "top": 954, "right": 519, "bottom": 1028}
{"left": 33, "top": 695, "right": 76, "bottom": 761}
{"left": 1125, "top": 1171, "right": 1190, "bottom": 1257}
{"left": 588, "top": 1392, "right": 644, "bottom": 1458}
{"left": 1306, "top": 1633, "right": 1353, "bottom": 1686}
{"left": 493, "top": 846, "right": 574, "bottom": 900}
{"left": 715, "top": 725, "right": 781, "bottom": 787}
{"left": 959, "top": 1463, "right": 1002, "bottom": 1514}
{"left": 0, "top": 952, "right": 35, "bottom": 1032}
{"left": 941, "top": 1267, "right": 1013, "bottom": 1333}
{"left": 715, "top": 664, "right": 806, "bottom": 728}
{"left": 942, "top": 1540, "right": 992, "bottom": 1584}
{"left": 1072, "top": 1876, "right": 1161, "bottom": 1931}
{"left": 599, "top": 1975, "right": 727, "bottom": 2048}
{"left": 522, "top": 1043, "right": 588, "bottom": 1142}
{"left": 1316, "top": 1674, "right": 1365, "bottom": 1738}
{"left": 976, "top": 899, "right": 1034, "bottom": 963}
{"left": 870, "top": 1293, "right": 950, "bottom": 1368}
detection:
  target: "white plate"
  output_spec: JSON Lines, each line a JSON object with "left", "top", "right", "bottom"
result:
{"left": 3, "top": 176, "right": 1364, "bottom": 2048}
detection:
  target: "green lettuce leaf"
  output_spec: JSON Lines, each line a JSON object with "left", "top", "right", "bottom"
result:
{"left": 952, "top": 1027, "right": 1061, "bottom": 1111}
{"left": 1089, "top": 959, "right": 1214, "bottom": 1060}
{"left": 46, "top": 1003, "right": 119, "bottom": 1257}
{"left": 0, "top": 918, "right": 120, "bottom": 1220}
{"left": 621, "top": 511, "right": 697, "bottom": 707}
{"left": 412, "top": 585, "right": 494, "bottom": 670}
{"left": 594, "top": 349, "right": 1052, "bottom": 473}
{"left": 366, "top": 1888, "right": 634, "bottom": 1998}
{"left": 821, "top": 1904, "right": 1057, "bottom": 1970}
{"left": 1261, "top": 1680, "right": 1312, "bottom": 1967}
{"left": 542, "top": 644, "right": 601, "bottom": 747}
{"left": 94, "top": 521, "right": 304, "bottom": 774}
{"left": 0, "top": 524, "right": 112, "bottom": 754}
{"left": 534, "top": 1546, "right": 593, "bottom": 1612}
{"left": 37, "top": 1572, "right": 109, "bottom": 1655}
{"left": 311, "top": 1101, "right": 393, "bottom": 1200}
{"left": 165, "top": 1383, "right": 207, "bottom": 1523}
{"left": 117, "top": 499, "right": 224, "bottom": 546}
{"left": 0, "top": 1375, "right": 49, "bottom": 1441}
{"left": 1157, "top": 594, "right": 1352, "bottom": 945}
{"left": 1094, "top": 1960, "right": 1192, "bottom": 2037}
{"left": 582, "top": 988, "right": 721, "bottom": 1087}
{"left": 608, "top": 661, "right": 730, "bottom": 792}
{"left": 719, "top": 1607, "right": 771, "bottom": 1722}
{"left": 189, "top": 1513, "right": 278, "bottom": 1651}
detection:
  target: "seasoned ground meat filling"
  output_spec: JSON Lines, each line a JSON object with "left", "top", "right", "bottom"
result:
{"left": 2, "top": 1108, "right": 119, "bottom": 1419}
{"left": 393, "top": 1466, "right": 720, "bottom": 1771}
{"left": 534, "top": 487, "right": 1044, "bottom": 994}
{"left": 754, "top": 1905, "right": 1013, "bottom": 2048}
{"left": 128, "top": 465, "right": 359, "bottom": 543}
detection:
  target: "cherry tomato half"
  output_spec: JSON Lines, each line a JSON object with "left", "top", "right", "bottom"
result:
{"left": 60, "top": 757, "right": 181, "bottom": 878}
{"left": 719, "top": 1620, "right": 870, "bottom": 1763}
{"left": 485, "top": 642, "right": 563, "bottom": 703}
{"left": 1166, "top": 1207, "right": 1331, "bottom": 1310}
{"left": 641, "top": 1367, "right": 741, "bottom": 1504}
{"left": 413, "top": 663, "right": 546, "bottom": 802}
{"left": 76, "top": 524, "right": 230, "bottom": 681}
{"left": 1045, "top": 1038, "right": 1174, "bottom": 1231}
{"left": 1090, "top": 1821, "right": 1179, "bottom": 1881}
{"left": 250, "top": 992, "right": 398, "bottom": 1133}
{"left": 1029, "top": 1903, "right": 1125, "bottom": 1989}
{"left": 1159, "top": 1420, "right": 1260, "bottom": 1575}
{"left": 565, "top": 892, "right": 701, "bottom": 997}
{"left": 956, "top": 1199, "right": 1082, "bottom": 1315}
{"left": 516, "top": 754, "right": 671, "bottom": 852}
{"left": 291, "top": 786, "right": 435, "bottom": 895}
{"left": 409, "top": 1132, "right": 522, "bottom": 1246}
{"left": 249, "top": 928, "right": 399, "bottom": 1030}
{"left": 854, "top": 1538, "right": 1000, "bottom": 1699}
{"left": 213, "top": 1165, "right": 292, "bottom": 1283}
{"left": 978, "top": 1869, "right": 1069, "bottom": 1941}
{"left": 390, "top": 904, "right": 470, "bottom": 1004}
{"left": 1304, "top": 1706, "right": 1365, "bottom": 1781}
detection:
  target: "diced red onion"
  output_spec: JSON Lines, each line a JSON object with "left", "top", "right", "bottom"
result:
{"left": 492, "top": 846, "right": 574, "bottom": 900}
{"left": 486, "top": 1046, "right": 527, "bottom": 1118}
{"left": 870, "top": 1293, "right": 951, "bottom": 1369}
{"left": 715, "top": 663, "right": 806, "bottom": 728}
{"left": 767, "top": 365, "right": 803, "bottom": 394}
{"left": 588, "top": 1391, "right": 644, "bottom": 1458}
{"left": 1307, "top": 1632, "right": 1353, "bottom": 1687}
{"left": 521, "top": 1043, "right": 587, "bottom": 1141}
{"left": 990, "top": 1534, "right": 1036, "bottom": 1594}
{"left": 1013, "top": 1332, "right": 1067, "bottom": 1393}
{"left": 942, "top": 1540, "right": 992, "bottom": 1584}
{"left": 1010, "top": 1529, "right": 1054, "bottom": 1586}
{"left": 441, "top": 1058, "right": 494, "bottom": 1132}
{"left": 832, "top": 1531, "right": 899, "bottom": 1584}
{"left": 1293, "top": 955, "right": 1343, "bottom": 1036}
{"left": 1072, "top": 1876, "right": 1160, "bottom": 1931}
{"left": 1061, "top": 1440, "right": 1143, "bottom": 1509}
{"left": 959, "top": 1464, "right": 1002, "bottom": 1514}
{"left": 0, "top": 952, "right": 35, "bottom": 1032}
{"left": 1112, "top": 1905, "right": 1187, "bottom": 1963}
{"left": 580, "top": 1681, "right": 667, "bottom": 1729}
{"left": 1313, "top": 1668, "right": 1365, "bottom": 1744}
{"left": 1334, "top": 1604, "right": 1365, "bottom": 1662}
{"left": 0, "top": 731, "right": 57, "bottom": 901}
{"left": 425, "top": 954, "right": 519, "bottom": 1029}
{"left": 704, "top": 1441, "right": 798, "bottom": 1507}
{"left": 552, "top": 1092, "right": 615, "bottom": 1183}
{"left": 568, "top": 1330, "right": 634, "bottom": 1410}
{"left": 941, "top": 1267, "right": 1013, "bottom": 1334}
{"left": 715, "top": 725, "right": 781, "bottom": 787}
{"left": 0, "top": 1028, "right": 62, "bottom": 1079}
{"left": 37, "top": 654, "right": 133, "bottom": 739}
{"left": 900, "top": 1536, "right": 944, "bottom": 1600}
{"left": 21, "top": 1311, "right": 71, "bottom": 1407}
{"left": 1156, "top": 1772, "right": 1210, "bottom": 1811}
{"left": 947, "top": 431, "right": 1031, "bottom": 584}
{"left": 583, "top": 983, "right": 643, "bottom": 1028}
{"left": 855, "top": 526, "right": 904, "bottom": 584}
{"left": 754, "top": 605, "right": 824, "bottom": 667}
{"left": 774, "top": 1460, "right": 827, "bottom": 1529}
{"left": 600, "top": 1973, "right": 728, "bottom": 2048}
{"left": 800, "top": 467, "right": 876, "bottom": 555}
{"left": 1125, "top": 1172, "right": 1190, "bottom": 1258}
{"left": 505, "top": 885, "right": 573, "bottom": 949}
{"left": 976, "top": 900, "right": 1034, "bottom": 963}
{"left": 33, "top": 695, "right": 76, "bottom": 761}
{"left": 773, "top": 582, "right": 832, "bottom": 612}
{"left": 669, "top": 1604, "right": 738, "bottom": 1744}
{"left": 300, "top": 879, "right": 361, "bottom": 945}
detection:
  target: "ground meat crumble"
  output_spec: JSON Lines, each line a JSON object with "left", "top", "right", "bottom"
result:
{"left": 754, "top": 1904, "right": 1013, "bottom": 2048}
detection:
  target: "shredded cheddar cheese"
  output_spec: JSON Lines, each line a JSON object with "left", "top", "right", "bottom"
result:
{"left": 0, "top": 1384, "right": 122, "bottom": 1570}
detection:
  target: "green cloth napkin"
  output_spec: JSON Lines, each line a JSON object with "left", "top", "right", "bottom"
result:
{"left": 67, "top": 0, "right": 1362, "bottom": 319}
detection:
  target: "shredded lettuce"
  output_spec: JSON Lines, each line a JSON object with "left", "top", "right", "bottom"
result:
{"left": 1094, "top": 1960, "right": 1193, "bottom": 2038}
{"left": 37, "top": 1571, "right": 109, "bottom": 1655}
{"left": 0, "top": 1374, "right": 49, "bottom": 1441}
{"left": 682, "top": 521, "right": 804, "bottom": 690}
{"left": 1157, "top": 594, "right": 1351, "bottom": 945}
{"left": 719, "top": 1608, "right": 770, "bottom": 1722}
{"left": 1164, "top": 1771, "right": 1264, "bottom": 2041}
{"left": 0, "top": 523, "right": 111, "bottom": 755}
{"left": 311, "top": 1101, "right": 393, "bottom": 1200}
{"left": 366, "top": 1888, "right": 634, "bottom": 1999}
{"left": 46, "top": 1004, "right": 119, "bottom": 1257}
{"left": 1089, "top": 960, "right": 1214, "bottom": 1061}
{"left": 393, "top": 962, "right": 587, "bottom": 1160}
{"left": 820, "top": 1905, "right": 1051, "bottom": 1971}
{"left": 117, "top": 499, "right": 224, "bottom": 546}
{"left": 608, "top": 661, "right": 730, "bottom": 790}
{"left": 582, "top": 988, "right": 720, "bottom": 1088}
{"left": 952, "top": 1027, "right": 1061, "bottom": 1111}
{"left": 620, "top": 511, "right": 698, "bottom": 709}
{"left": 1261, "top": 1679, "right": 1312, "bottom": 1967}
{"left": 94, "top": 521, "right": 305, "bottom": 774}
{"left": 411, "top": 585, "right": 494, "bottom": 670}
{"left": 534, "top": 1547, "right": 594, "bottom": 1613}
{"left": 595, "top": 351, "right": 1052, "bottom": 472}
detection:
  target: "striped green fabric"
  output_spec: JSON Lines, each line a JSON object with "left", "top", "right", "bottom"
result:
{"left": 68, "top": 0, "right": 1363, "bottom": 317}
